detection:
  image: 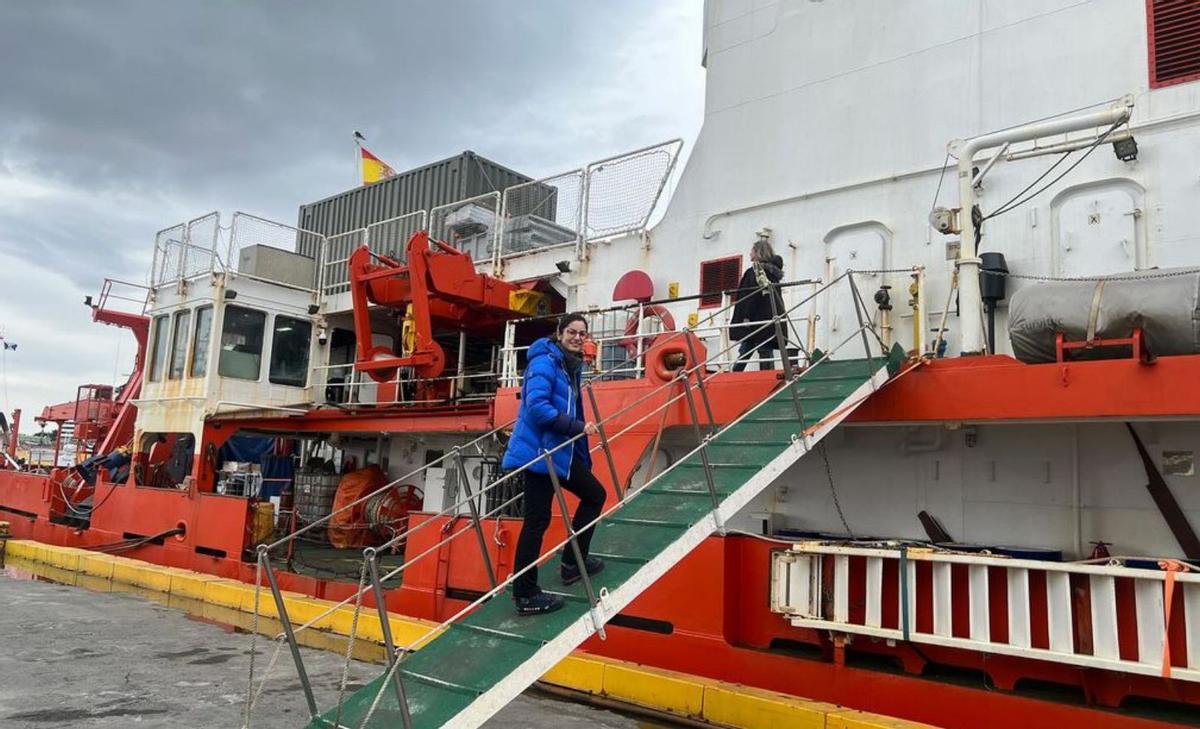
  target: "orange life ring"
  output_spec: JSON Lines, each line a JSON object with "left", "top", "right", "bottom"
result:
{"left": 619, "top": 304, "right": 676, "bottom": 357}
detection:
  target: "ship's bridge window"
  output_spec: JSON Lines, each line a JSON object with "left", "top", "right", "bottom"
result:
{"left": 168, "top": 309, "right": 191, "bottom": 379}
{"left": 190, "top": 305, "right": 213, "bottom": 378}
{"left": 149, "top": 314, "right": 170, "bottom": 382}
{"left": 219, "top": 305, "right": 267, "bottom": 381}
{"left": 269, "top": 315, "right": 312, "bottom": 387}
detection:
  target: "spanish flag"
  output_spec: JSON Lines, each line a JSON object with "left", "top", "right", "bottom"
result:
{"left": 360, "top": 145, "right": 396, "bottom": 185}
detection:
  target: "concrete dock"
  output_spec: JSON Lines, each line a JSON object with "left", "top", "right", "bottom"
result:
{"left": 0, "top": 573, "right": 664, "bottom": 728}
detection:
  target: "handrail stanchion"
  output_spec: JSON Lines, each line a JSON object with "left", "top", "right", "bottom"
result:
{"left": 585, "top": 383, "right": 625, "bottom": 501}
{"left": 540, "top": 450, "right": 606, "bottom": 641}
{"left": 258, "top": 546, "right": 320, "bottom": 721}
{"left": 681, "top": 332, "right": 717, "bottom": 436}
{"left": 765, "top": 277, "right": 807, "bottom": 427}
{"left": 453, "top": 447, "right": 498, "bottom": 589}
{"left": 364, "top": 547, "right": 413, "bottom": 729}
{"left": 678, "top": 373, "right": 724, "bottom": 532}
{"left": 847, "top": 272, "right": 877, "bottom": 373}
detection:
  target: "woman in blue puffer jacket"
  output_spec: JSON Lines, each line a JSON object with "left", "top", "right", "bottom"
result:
{"left": 502, "top": 313, "right": 607, "bottom": 615}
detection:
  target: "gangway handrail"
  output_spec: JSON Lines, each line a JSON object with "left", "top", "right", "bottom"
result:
{"left": 244, "top": 268, "right": 896, "bottom": 726}
{"left": 342, "top": 279, "right": 891, "bottom": 727}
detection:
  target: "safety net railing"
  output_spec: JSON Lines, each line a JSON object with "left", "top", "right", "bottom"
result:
{"left": 239, "top": 267, "right": 898, "bottom": 727}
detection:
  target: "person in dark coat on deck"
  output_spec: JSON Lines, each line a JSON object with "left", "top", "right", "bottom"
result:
{"left": 502, "top": 313, "right": 607, "bottom": 616}
{"left": 730, "top": 239, "right": 788, "bottom": 371}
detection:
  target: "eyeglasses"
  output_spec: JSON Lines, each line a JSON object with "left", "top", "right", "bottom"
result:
{"left": 562, "top": 329, "right": 588, "bottom": 339}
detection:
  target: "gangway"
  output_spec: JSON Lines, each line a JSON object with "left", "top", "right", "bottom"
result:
{"left": 240, "top": 268, "right": 910, "bottom": 729}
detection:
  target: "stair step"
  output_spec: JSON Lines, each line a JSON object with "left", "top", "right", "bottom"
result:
{"left": 605, "top": 515, "right": 694, "bottom": 529}
{"left": 401, "top": 668, "right": 481, "bottom": 696}
{"left": 455, "top": 622, "right": 543, "bottom": 646}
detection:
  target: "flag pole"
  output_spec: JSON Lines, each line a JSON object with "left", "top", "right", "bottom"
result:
{"left": 353, "top": 131, "right": 364, "bottom": 187}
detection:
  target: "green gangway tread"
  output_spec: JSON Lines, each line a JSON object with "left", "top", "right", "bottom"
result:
{"left": 309, "top": 346, "right": 903, "bottom": 728}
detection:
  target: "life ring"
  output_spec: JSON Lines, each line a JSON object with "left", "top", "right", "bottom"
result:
{"left": 619, "top": 304, "right": 676, "bottom": 357}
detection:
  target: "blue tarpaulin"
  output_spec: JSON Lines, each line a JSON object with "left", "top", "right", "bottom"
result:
{"left": 219, "top": 436, "right": 294, "bottom": 498}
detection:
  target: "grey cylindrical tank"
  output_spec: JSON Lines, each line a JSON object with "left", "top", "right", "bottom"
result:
{"left": 1007, "top": 268, "right": 1200, "bottom": 363}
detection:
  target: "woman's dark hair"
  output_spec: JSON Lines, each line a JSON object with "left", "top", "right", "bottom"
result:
{"left": 556, "top": 313, "right": 588, "bottom": 334}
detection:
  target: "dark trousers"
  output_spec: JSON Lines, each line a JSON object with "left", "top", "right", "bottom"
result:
{"left": 512, "top": 465, "right": 607, "bottom": 599}
{"left": 732, "top": 339, "right": 776, "bottom": 372}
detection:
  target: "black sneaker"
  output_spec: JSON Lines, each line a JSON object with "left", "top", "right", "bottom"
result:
{"left": 561, "top": 556, "right": 605, "bottom": 586}
{"left": 514, "top": 592, "right": 564, "bottom": 616}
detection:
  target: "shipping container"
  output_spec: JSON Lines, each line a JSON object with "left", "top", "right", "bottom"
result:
{"left": 296, "top": 151, "right": 537, "bottom": 241}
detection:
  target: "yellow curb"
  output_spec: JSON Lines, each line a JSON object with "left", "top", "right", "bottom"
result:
{"left": 79, "top": 553, "right": 119, "bottom": 579}
{"left": 601, "top": 661, "right": 710, "bottom": 718}
{"left": 44, "top": 546, "right": 88, "bottom": 571}
{"left": 828, "top": 710, "right": 939, "bottom": 729}
{"left": 7, "top": 540, "right": 939, "bottom": 729}
{"left": 203, "top": 578, "right": 255, "bottom": 609}
{"left": 542, "top": 655, "right": 607, "bottom": 695}
{"left": 703, "top": 684, "right": 839, "bottom": 729}
{"left": 168, "top": 570, "right": 225, "bottom": 601}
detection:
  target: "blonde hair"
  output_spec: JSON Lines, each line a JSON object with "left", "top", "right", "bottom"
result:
{"left": 750, "top": 239, "right": 775, "bottom": 264}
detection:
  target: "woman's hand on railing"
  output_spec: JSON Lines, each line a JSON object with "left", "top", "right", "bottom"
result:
{"left": 584, "top": 422, "right": 598, "bottom": 436}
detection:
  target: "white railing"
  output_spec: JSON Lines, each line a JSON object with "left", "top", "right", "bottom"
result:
{"left": 496, "top": 169, "right": 584, "bottom": 266}
{"left": 770, "top": 542, "right": 1200, "bottom": 682}
{"left": 428, "top": 191, "right": 502, "bottom": 264}
{"left": 367, "top": 211, "right": 427, "bottom": 263}
{"left": 321, "top": 228, "right": 367, "bottom": 297}
{"left": 149, "top": 211, "right": 328, "bottom": 295}
{"left": 147, "top": 140, "right": 684, "bottom": 296}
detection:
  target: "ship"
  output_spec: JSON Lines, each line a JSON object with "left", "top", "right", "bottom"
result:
{"left": 3, "top": 2, "right": 1200, "bottom": 727}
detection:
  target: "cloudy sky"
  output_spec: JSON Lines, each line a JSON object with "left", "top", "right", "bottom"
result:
{"left": 0, "top": 1, "right": 705, "bottom": 432}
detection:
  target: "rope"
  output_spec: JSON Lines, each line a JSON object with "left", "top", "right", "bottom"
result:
{"left": 92, "top": 526, "right": 184, "bottom": 554}
{"left": 243, "top": 555, "right": 262, "bottom": 729}
{"left": 334, "top": 560, "right": 370, "bottom": 728}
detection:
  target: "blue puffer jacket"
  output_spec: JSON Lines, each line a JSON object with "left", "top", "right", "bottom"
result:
{"left": 501, "top": 337, "right": 592, "bottom": 478}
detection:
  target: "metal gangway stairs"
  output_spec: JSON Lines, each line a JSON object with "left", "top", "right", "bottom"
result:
{"left": 242, "top": 269, "right": 910, "bottom": 729}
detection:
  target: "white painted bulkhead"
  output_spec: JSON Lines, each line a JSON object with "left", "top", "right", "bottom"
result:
{"left": 736, "top": 420, "right": 1200, "bottom": 560}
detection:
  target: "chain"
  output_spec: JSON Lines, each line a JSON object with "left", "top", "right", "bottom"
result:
{"left": 846, "top": 267, "right": 925, "bottom": 275}
{"left": 981, "top": 267, "right": 1200, "bottom": 283}
{"left": 817, "top": 442, "right": 854, "bottom": 538}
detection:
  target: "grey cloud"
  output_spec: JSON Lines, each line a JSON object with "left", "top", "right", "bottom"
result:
{"left": 0, "top": 1, "right": 703, "bottom": 426}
